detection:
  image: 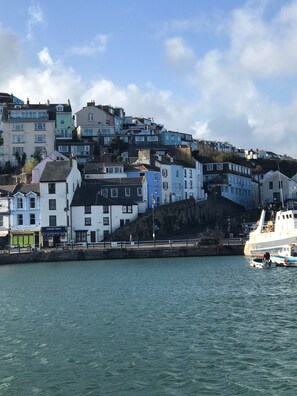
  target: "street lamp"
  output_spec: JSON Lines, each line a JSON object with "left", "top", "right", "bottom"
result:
{"left": 152, "top": 194, "right": 155, "bottom": 244}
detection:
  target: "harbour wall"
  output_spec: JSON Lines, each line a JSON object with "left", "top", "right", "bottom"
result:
{"left": 0, "top": 244, "right": 244, "bottom": 265}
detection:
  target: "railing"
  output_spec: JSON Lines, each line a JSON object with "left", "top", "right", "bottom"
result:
{"left": 1, "top": 237, "right": 246, "bottom": 254}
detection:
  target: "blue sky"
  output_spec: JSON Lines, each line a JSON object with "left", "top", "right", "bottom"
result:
{"left": 1, "top": 0, "right": 297, "bottom": 156}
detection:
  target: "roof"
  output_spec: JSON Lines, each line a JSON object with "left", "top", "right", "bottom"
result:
{"left": 14, "top": 183, "right": 40, "bottom": 195}
{"left": 71, "top": 184, "right": 137, "bottom": 207}
{"left": 0, "top": 184, "right": 40, "bottom": 196}
{"left": 96, "top": 177, "right": 144, "bottom": 186}
{"left": 39, "top": 161, "right": 73, "bottom": 182}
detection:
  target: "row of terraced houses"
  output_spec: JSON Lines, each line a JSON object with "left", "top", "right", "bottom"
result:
{"left": 0, "top": 92, "right": 296, "bottom": 248}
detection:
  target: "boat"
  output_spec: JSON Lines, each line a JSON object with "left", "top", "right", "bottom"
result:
{"left": 250, "top": 257, "right": 276, "bottom": 269}
{"left": 244, "top": 208, "right": 297, "bottom": 257}
{"left": 250, "top": 251, "right": 276, "bottom": 268}
{"left": 270, "top": 244, "right": 297, "bottom": 267}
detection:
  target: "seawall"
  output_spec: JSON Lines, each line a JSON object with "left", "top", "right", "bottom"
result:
{"left": 0, "top": 244, "right": 244, "bottom": 265}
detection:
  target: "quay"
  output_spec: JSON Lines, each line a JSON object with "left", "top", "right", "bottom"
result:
{"left": 0, "top": 238, "right": 244, "bottom": 265}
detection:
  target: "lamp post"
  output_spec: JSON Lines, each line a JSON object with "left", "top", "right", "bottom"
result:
{"left": 152, "top": 194, "right": 155, "bottom": 245}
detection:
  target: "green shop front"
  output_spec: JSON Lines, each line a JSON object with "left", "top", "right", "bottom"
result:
{"left": 41, "top": 226, "right": 68, "bottom": 247}
{"left": 10, "top": 230, "right": 40, "bottom": 248}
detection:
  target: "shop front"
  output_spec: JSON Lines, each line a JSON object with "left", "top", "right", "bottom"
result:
{"left": 41, "top": 226, "right": 68, "bottom": 247}
{"left": 10, "top": 230, "right": 40, "bottom": 248}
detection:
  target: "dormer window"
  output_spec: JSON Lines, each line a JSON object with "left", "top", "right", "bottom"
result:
{"left": 56, "top": 105, "right": 63, "bottom": 112}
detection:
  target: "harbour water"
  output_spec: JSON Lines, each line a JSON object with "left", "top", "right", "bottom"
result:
{"left": 0, "top": 256, "right": 297, "bottom": 395}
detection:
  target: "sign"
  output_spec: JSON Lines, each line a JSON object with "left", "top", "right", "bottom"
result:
{"left": 41, "top": 227, "right": 67, "bottom": 234}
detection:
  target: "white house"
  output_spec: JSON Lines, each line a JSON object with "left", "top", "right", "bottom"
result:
{"left": 71, "top": 184, "right": 139, "bottom": 242}
{"left": 39, "top": 158, "right": 82, "bottom": 247}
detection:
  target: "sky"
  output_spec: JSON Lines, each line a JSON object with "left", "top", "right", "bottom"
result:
{"left": 1, "top": 0, "right": 297, "bottom": 157}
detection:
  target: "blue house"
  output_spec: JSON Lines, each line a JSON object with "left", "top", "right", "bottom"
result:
{"left": 126, "top": 164, "right": 161, "bottom": 208}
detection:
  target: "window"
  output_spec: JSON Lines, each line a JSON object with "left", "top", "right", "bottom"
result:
{"left": 35, "top": 135, "right": 46, "bottom": 143}
{"left": 12, "top": 135, "right": 24, "bottom": 143}
{"left": 184, "top": 169, "right": 187, "bottom": 177}
{"left": 120, "top": 219, "right": 125, "bottom": 227}
{"left": 49, "top": 199, "right": 56, "bottom": 210}
{"left": 30, "top": 197, "right": 35, "bottom": 208}
{"left": 17, "top": 197, "right": 23, "bottom": 209}
{"left": 12, "top": 147, "right": 24, "bottom": 155}
{"left": 56, "top": 105, "right": 63, "bottom": 112}
{"left": 189, "top": 169, "right": 193, "bottom": 178}
{"left": 122, "top": 205, "right": 132, "bottom": 213}
{"left": 101, "top": 189, "right": 108, "bottom": 198}
{"left": 137, "top": 187, "right": 142, "bottom": 196}
{"left": 206, "top": 164, "right": 213, "bottom": 171}
{"left": 216, "top": 164, "right": 223, "bottom": 170}
{"left": 30, "top": 213, "right": 35, "bottom": 225}
{"left": 162, "top": 182, "right": 168, "bottom": 190}
{"left": 111, "top": 188, "right": 118, "bottom": 198}
{"left": 269, "top": 181, "right": 273, "bottom": 190}
{"left": 176, "top": 170, "right": 179, "bottom": 177}
{"left": 17, "top": 214, "right": 23, "bottom": 225}
{"left": 125, "top": 188, "right": 131, "bottom": 197}
{"left": 279, "top": 181, "right": 283, "bottom": 189}
{"left": 103, "top": 205, "right": 109, "bottom": 213}
{"left": 84, "top": 206, "right": 91, "bottom": 214}
{"left": 88, "top": 113, "right": 94, "bottom": 121}
{"left": 35, "top": 123, "right": 46, "bottom": 131}
{"left": 12, "top": 124, "right": 23, "bottom": 131}
{"left": 75, "top": 231, "right": 87, "bottom": 242}
{"left": 162, "top": 169, "right": 168, "bottom": 177}
{"left": 103, "top": 217, "right": 109, "bottom": 225}
{"left": 85, "top": 217, "right": 91, "bottom": 226}
{"left": 60, "top": 118, "right": 65, "bottom": 125}
{"left": 49, "top": 215, "right": 56, "bottom": 226}
{"left": 48, "top": 183, "right": 56, "bottom": 194}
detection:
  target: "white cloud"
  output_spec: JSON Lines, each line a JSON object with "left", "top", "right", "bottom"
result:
{"left": 69, "top": 34, "right": 108, "bottom": 56}
{"left": 163, "top": 37, "right": 196, "bottom": 71}
{"left": 27, "top": 4, "right": 44, "bottom": 41}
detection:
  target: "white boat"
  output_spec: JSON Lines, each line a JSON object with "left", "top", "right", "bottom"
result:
{"left": 250, "top": 257, "right": 276, "bottom": 269}
{"left": 270, "top": 244, "right": 297, "bottom": 267}
{"left": 244, "top": 208, "right": 297, "bottom": 257}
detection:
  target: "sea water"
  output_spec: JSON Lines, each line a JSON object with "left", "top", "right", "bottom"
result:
{"left": 0, "top": 256, "right": 296, "bottom": 395}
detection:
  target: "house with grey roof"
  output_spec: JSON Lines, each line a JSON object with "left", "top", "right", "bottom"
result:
{"left": 71, "top": 184, "right": 138, "bottom": 242}
{"left": 39, "top": 158, "right": 81, "bottom": 247}
{"left": 8, "top": 183, "right": 40, "bottom": 248}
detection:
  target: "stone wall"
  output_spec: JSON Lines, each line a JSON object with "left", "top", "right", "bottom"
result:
{"left": 111, "top": 194, "right": 258, "bottom": 241}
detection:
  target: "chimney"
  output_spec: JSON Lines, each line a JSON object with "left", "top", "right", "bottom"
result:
{"left": 26, "top": 98, "right": 29, "bottom": 105}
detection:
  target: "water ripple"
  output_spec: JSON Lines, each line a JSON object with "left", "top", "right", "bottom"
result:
{"left": 0, "top": 257, "right": 296, "bottom": 394}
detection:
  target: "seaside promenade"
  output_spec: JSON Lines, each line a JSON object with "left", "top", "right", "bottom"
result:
{"left": 0, "top": 238, "right": 245, "bottom": 265}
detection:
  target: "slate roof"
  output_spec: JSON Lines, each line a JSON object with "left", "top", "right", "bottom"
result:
{"left": 71, "top": 184, "right": 137, "bottom": 207}
{"left": 14, "top": 183, "right": 40, "bottom": 195}
{"left": 39, "top": 161, "right": 73, "bottom": 182}
{"left": 95, "top": 177, "right": 144, "bottom": 186}
{"left": 0, "top": 183, "right": 40, "bottom": 196}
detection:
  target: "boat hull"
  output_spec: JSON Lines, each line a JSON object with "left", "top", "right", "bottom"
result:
{"left": 250, "top": 258, "right": 276, "bottom": 269}
{"left": 244, "top": 235, "right": 297, "bottom": 257}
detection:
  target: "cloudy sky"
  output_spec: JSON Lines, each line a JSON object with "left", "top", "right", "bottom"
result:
{"left": 1, "top": 0, "right": 297, "bottom": 156}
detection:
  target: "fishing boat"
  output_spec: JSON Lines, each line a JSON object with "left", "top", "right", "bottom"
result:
{"left": 270, "top": 244, "right": 297, "bottom": 267}
{"left": 244, "top": 208, "right": 297, "bottom": 257}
